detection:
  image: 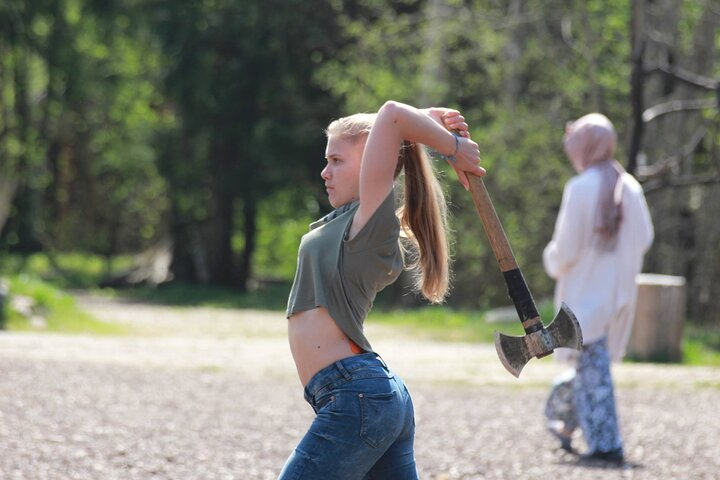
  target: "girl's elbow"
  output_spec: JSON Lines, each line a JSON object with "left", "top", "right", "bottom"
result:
{"left": 374, "top": 101, "right": 408, "bottom": 135}
{"left": 380, "top": 100, "right": 400, "bottom": 111}
{"left": 377, "top": 100, "right": 400, "bottom": 120}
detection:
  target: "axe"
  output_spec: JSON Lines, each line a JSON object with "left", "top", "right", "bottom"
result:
{"left": 465, "top": 173, "right": 583, "bottom": 377}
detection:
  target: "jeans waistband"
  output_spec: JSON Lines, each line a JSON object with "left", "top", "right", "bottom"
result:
{"left": 304, "top": 353, "right": 389, "bottom": 403}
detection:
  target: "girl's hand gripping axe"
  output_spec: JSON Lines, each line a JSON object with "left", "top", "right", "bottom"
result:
{"left": 465, "top": 173, "right": 583, "bottom": 377}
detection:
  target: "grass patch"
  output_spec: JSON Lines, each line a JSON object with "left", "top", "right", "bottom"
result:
{"left": 0, "top": 252, "right": 133, "bottom": 289}
{"left": 0, "top": 252, "right": 290, "bottom": 310}
{"left": 682, "top": 325, "right": 720, "bottom": 366}
{"left": 624, "top": 325, "right": 720, "bottom": 366}
{"left": 120, "top": 281, "right": 290, "bottom": 310}
{"left": 368, "top": 306, "right": 525, "bottom": 343}
{"left": 2, "top": 275, "right": 127, "bottom": 335}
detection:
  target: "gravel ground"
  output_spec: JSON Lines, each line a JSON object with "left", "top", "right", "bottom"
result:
{"left": 0, "top": 295, "right": 718, "bottom": 480}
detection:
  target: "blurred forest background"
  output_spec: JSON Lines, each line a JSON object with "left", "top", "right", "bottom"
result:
{"left": 0, "top": 0, "right": 719, "bottom": 327}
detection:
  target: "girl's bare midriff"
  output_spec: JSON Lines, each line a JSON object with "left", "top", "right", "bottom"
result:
{"left": 288, "top": 307, "right": 358, "bottom": 386}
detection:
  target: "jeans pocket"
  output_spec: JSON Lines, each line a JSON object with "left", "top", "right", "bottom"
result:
{"left": 358, "top": 391, "right": 400, "bottom": 449}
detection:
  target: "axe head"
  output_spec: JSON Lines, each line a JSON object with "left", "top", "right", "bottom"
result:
{"left": 494, "top": 302, "right": 583, "bottom": 378}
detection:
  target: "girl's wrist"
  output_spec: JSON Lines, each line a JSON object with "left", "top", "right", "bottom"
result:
{"left": 424, "top": 107, "right": 448, "bottom": 127}
{"left": 442, "top": 132, "right": 461, "bottom": 164}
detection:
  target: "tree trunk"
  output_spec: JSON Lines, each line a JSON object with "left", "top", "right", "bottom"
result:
{"left": 627, "top": 0, "right": 645, "bottom": 175}
{"left": 9, "top": 42, "right": 42, "bottom": 252}
{"left": 210, "top": 177, "right": 235, "bottom": 285}
{"left": 237, "top": 196, "right": 257, "bottom": 292}
{"left": 0, "top": 177, "right": 18, "bottom": 236}
{"left": 205, "top": 142, "right": 236, "bottom": 285}
{"left": 165, "top": 131, "right": 201, "bottom": 283}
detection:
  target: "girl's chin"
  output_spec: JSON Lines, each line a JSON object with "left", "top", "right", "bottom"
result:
{"left": 327, "top": 193, "right": 341, "bottom": 208}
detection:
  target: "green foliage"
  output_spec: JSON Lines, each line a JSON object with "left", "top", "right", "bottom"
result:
{"left": 250, "top": 190, "right": 318, "bottom": 280}
{"left": 683, "top": 325, "right": 720, "bottom": 366}
{"left": 316, "top": 0, "right": 427, "bottom": 111}
{"left": 0, "top": 0, "right": 171, "bottom": 256}
{"left": 0, "top": 252, "right": 134, "bottom": 289}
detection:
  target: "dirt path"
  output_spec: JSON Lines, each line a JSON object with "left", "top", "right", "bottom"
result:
{"left": 0, "top": 294, "right": 718, "bottom": 479}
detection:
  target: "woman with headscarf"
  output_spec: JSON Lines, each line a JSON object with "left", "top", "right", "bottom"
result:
{"left": 542, "top": 113, "right": 654, "bottom": 464}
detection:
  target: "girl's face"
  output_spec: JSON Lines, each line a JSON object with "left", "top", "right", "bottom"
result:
{"left": 321, "top": 135, "right": 365, "bottom": 208}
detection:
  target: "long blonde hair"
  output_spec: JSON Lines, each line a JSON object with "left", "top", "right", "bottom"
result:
{"left": 325, "top": 113, "right": 451, "bottom": 303}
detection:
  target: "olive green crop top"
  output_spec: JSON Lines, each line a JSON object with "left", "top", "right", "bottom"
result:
{"left": 286, "top": 190, "right": 403, "bottom": 353}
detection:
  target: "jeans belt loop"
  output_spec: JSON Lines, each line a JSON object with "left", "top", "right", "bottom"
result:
{"left": 376, "top": 355, "right": 388, "bottom": 370}
{"left": 335, "top": 359, "right": 352, "bottom": 381}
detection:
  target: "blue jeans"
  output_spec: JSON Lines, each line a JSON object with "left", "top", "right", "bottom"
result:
{"left": 279, "top": 353, "right": 418, "bottom": 479}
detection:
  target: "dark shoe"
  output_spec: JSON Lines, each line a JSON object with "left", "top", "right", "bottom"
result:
{"left": 548, "top": 428, "right": 574, "bottom": 453}
{"left": 579, "top": 448, "right": 624, "bottom": 465}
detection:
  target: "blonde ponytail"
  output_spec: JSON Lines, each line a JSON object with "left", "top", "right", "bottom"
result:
{"left": 397, "top": 141, "right": 451, "bottom": 303}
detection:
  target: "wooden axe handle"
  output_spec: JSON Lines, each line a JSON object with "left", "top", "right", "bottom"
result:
{"left": 466, "top": 174, "right": 517, "bottom": 273}
{"left": 465, "top": 174, "right": 543, "bottom": 334}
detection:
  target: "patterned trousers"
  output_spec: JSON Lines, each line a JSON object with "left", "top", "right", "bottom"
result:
{"left": 544, "top": 338, "right": 623, "bottom": 454}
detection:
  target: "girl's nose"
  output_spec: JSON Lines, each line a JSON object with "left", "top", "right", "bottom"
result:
{"left": 321, "top": 165, "right": 330, "bottom": 180}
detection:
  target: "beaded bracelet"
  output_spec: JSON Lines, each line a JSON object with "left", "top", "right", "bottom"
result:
{"left": 443, "top": 132, "right": 461, "bottom": 164}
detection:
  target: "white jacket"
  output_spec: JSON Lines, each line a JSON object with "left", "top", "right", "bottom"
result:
{"left": 543, "top": 168, "right": 654, "bottom": 361}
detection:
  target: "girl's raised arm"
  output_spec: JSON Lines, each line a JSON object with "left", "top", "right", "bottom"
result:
{"left": 351, "top": 101, "right": 484, "bottom": 239}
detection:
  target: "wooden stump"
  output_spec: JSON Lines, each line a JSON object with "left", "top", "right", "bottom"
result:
{"left": 628, "top": 274, "right": 686, "bottom": 362}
